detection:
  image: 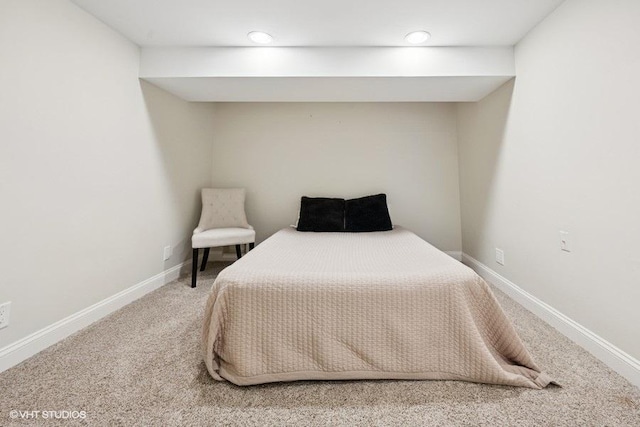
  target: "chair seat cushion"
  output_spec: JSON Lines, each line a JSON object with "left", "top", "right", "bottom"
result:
{"left": 192, "top": 227, "right": 256, "bottom": 249}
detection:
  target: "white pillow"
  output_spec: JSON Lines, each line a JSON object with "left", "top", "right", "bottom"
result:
{"left": 197, "top": 188, "right": 250, "bottom": 231}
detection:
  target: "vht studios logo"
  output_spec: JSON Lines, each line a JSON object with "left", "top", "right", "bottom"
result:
{"left": 10, "top": 410, "right": 87, "bottom": 420}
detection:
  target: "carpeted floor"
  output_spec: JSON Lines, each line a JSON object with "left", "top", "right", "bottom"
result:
{"left": 1, "top": 262, "right": 639, "bottom": 426}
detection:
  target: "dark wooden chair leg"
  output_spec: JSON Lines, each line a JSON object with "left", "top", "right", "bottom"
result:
{"left": 235, "top": 244, "right": 242, "bottom": 259}
{"left": 249, "top": 242, "right": 255, "bottom": 251}
{"left": 191, "top": 248, "right": 199, "bottom": 288}
{"left": 200, "top": 248, "right": 210, "bottom": 272}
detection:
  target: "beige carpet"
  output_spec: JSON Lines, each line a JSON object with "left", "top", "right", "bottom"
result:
{"left": 1, "top": 262, "right": 638, "bottom": 426}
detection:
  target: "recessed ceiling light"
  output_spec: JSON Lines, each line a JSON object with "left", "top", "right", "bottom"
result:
{"left": 405, "top": 31, "right": 431, "bottom": 44}
{"left": 247, "top": 31, "right": 273, "bottom": 44}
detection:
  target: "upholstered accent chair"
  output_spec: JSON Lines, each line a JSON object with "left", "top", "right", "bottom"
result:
{"left": 191, "top": 188, "right": 255, "bottom": 288}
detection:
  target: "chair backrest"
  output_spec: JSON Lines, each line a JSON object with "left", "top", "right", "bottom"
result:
{"left": 197, "top": 188, "right": 250, "bottom": 231}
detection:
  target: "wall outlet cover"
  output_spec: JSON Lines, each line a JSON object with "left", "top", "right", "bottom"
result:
{"left": 559, "top": 231, "right": 571, "bottom": 252}
{"left": 163, "top": 245, "right": 172, "bottom": 261}
{"left": 0, "top": 302, "right": 11, "bottom": 329}
{"left": 495, "top": 248, "right": 505, "bottom": 266}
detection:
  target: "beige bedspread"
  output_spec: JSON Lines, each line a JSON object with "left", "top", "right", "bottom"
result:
{"left": 202, "top": 227, "right": 553, "bottom": 388}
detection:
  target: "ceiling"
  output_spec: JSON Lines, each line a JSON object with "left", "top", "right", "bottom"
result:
{"left": 70, "top": 0, "right": 565, "bottom": 102}
{"left": 71, "top": 0, "right": 564, "bottom": 47}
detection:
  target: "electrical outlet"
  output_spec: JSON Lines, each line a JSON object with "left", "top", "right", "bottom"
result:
{"left": 495, "top": 248, "right": 505, "bottom": 266}
{"left": 0, "top": 302, "right": 11, "bottom": 329}
{"left": 559, "top": 231, "right": 570, "bottom": 252}
{"left": 163, "top": 246, "right": 172, "bottom": 261}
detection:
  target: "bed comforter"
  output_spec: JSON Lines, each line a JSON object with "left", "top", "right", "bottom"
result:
{"left": 202, "top": 227, "right": 553, "bottom": 388}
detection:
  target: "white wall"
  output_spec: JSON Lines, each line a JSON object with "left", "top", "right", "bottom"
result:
{"left": 211, "top": 103, "right": 462, "bottom": 252}
{"left": 457, "top": 0, "right": 640, "bottom": 359}
{"left": 0, "top": 0, "right": 214, "bottom": 348}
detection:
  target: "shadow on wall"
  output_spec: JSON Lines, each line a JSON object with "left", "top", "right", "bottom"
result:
{"left": 139, "top": 80, "right": 214, "bottom": 267}
{"left": 457, "top": 78, "right": 515, "bottom": 254}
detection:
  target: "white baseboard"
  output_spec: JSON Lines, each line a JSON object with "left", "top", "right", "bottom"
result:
{"left": 0, "top": 261, "right": 187, "bottom": 374}
{"left": 462, "top": 253, "right": 640, "bottom": 388}
{"left": 207, "top": 246, "right": 250, "bottom": 262}
{"left": 445, "top": 251, "right": 463, "bottom": 261}
{"left": 4, "top": 253, "right": 638, "bottom": 389}
{"left": 216, "top": 253, "right": 239, "bottom": 261}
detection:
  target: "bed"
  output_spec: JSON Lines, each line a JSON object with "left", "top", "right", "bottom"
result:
{"left": 202, "top": 227, "right": 553, "bottom": 389}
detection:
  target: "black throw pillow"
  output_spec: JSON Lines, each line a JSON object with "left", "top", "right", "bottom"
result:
{"left": 345, "top": 194, "right": 393, "bottom": 232}
{"left": 296, "top": 197, "right": 345, "bottom": 232}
